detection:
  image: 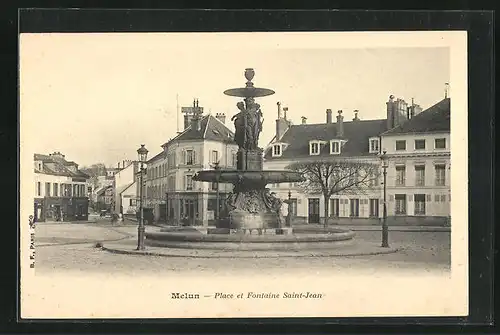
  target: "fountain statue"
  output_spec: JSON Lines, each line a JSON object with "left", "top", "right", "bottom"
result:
{"left": 193, "top": 68, "right": 305, "bottom": 232}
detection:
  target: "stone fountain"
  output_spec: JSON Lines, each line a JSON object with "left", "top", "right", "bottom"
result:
{"left": 192, "top": 68, "right": 305, "bottom": 233}
{"left": 143, "top": 69, "right": 356, "bottom": 250}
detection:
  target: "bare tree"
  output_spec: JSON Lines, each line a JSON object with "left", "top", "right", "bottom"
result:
{"left": 288, "top": 159, "right": 380, "bottom": 229}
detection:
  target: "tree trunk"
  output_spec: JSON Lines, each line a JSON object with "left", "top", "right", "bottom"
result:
{"left": 323, "top": 195, "right": 329, "bottom": 230}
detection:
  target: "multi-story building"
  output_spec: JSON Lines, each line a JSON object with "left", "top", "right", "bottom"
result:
{"left": 33, "top": 152, "right": 90, "bottom": 222}
{"left": 264, "top": 95, "right": 452, "bottom": 226}
{"left": 113, "top": 160, "right": 140, "bottom": 215}
{"left": 380, "top": 97, "right": 450, "bottom": 224}
{"left": 144, "top": 102, "right": 238, "bottom": 226}
{"left": 263, "top": 103, "right": 390, "bottom": 224}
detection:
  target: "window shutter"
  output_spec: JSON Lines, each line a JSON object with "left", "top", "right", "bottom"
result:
{"left": 426, "top": 194, "right": 432, "bottom": 202}
{"left": 193, "top": 150, "right": 197, "bottom": 164}
{"left": 182, "top": 150, "right": 186, "bottom": 164}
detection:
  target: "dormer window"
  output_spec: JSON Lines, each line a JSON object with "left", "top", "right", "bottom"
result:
{"left": 330, "top": 140, "right": 341, "bottom": 155}
{"left": 369, "top": 138, "right": 380, "bottom": 153}
{"left": 272, "top": 144, "right": 282, "bottom": 157}
{"left": 310, "top": 141, "right": 320, "bottom": 155}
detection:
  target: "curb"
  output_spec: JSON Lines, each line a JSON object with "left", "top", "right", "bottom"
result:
{"left": 100, "top": 244, "right": 403, "bottom": 259}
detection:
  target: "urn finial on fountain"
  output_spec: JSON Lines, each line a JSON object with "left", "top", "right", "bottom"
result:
{"left": 245, "top": 68, "right": 255, "bottom": 81}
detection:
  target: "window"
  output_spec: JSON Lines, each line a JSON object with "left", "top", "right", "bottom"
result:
{"left": 185, "top": 150, "right": 194, "bottom": 165}
{"left": 52, "top": 183, "right": 58, "bottom": 197}
{"left": 440, "top": 194, "right": 447, "bottom": 202}
{"left": 415, "top": 165, "right": 425, "bottom": 186}
{"left": 185, "top": 175, "right": 193, "bottom": 190}
{"left": 369, "top": 171, "right": 379, "bottom": 187}
{"left": 369, "top": 199, "right": 379, "bottom": 217}
{"left": 272, "top": 144, "right": 282, "bottom": 157}
{"left": 349, "top": 199, "right": 360, "bottom": 217}
{"left": 396, "top": 140, "right": 406, "bottom": 151}
{"left": 211, "top": 182, "right": 218, "bottom": 191}
{"left": 310, "top": 142, "right": 320, "bottom": 155}
{"left": 330, "top": 141, "right": 340, "bottom": 154}
{"left": 45, "top": 182, "right": 51, "bottom": 197}
{"left": 435, "top": 164, "right": 446, "bottom": 186}
{"left": 36, "top": 182, "right": 41, "bottom": 196}
{"left": 211, "top": 150, "right": 219, "bottom": 164}
{"left": 435, "top": 138, "right": 446, "bottom": 149}
{"left": 435, "top": 194, "right": 440, "bottom": 202}
{"left": 168, "top": 176, "right": 176, "bottom": 191}
{"left": 414, "top": 194, "right": 426, "bottom": 215}
{"left": 369, "top": 139, "right": 379, "bottom": 153}
{"left": 232, "top": 151, "right": 237, "bottom": 167}
{"left": 395, "top": 165, "right": 406, "bottom": 186}
{"left": 414, "top": 139, "right": 426, "bottom": 150}
{"left": 395, "top": 194, "right": 407, "bottom": 214}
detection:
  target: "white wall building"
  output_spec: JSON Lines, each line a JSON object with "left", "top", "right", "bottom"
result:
{"left": 144, "top": 105, "right": 238, "bottom": 226}
{"left": 380, "top": 97, "right": 451, "bottom": 223}
{"left": 264, "top": 96, "right": 449, "bottom": 225}
{"left": 113, "top": 161, "right": 139, "bottom": 215}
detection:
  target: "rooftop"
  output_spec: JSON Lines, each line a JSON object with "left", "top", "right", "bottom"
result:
{"left": 34, "top": 153, "right": 89, "bottom": 178}
{"left": 382, "top": 98, "right": 450, "bottom": 135}
{"left": 264, "top": 118, "right": 387, "bottom": 160}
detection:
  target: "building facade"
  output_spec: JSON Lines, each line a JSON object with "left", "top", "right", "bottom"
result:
{"left": 380, "top": 97, "right": 450, "bottom": 224}
{"left": 112, "top": 161, "right": 139, "bottom": 215}
{"left": 143, "top": 103, "right": 238, "bottom": 226}
{"left": 33, "top": 152, "right": 90, "bottom": 222}
{"left": 95, "top": 185, "right": 114, "bottom": 212}
{"left": 264, "top": 95, "right": 449, "bottom": 225}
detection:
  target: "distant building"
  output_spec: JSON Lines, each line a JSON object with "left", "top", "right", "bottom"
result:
{"left": 95, "top": 185, "right": 113, "bottom": 212}
{"left": 112, "top": 160, "right": 140, "bottom": 215}
{"left": 264, "top": 95, "right": 448, "bottom": 225}
{"left": 144, "top": 100, "right": 238, "bottom": 225}
{"left": 33, "top": 152, "right": 90, "bottom": 222}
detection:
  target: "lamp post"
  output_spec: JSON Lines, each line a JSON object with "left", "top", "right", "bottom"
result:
{"left": 136, "top": 144, "right": 148, "bottom": 250}
{"left": 379, "top": 150, "right": 389, "bottom": 248}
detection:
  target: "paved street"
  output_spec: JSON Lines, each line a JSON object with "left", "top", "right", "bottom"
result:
{"left": 33, "top": 222, "right": 450, "bottom": 276}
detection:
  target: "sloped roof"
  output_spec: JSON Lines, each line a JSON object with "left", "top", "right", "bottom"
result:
{"left": 264, "top": 119, "right": 387, "bottom": 160}
{"left": 34, "top": 153, "right": 89, "bottom": 178}
{"left": 163, "top": 114, "right": 235, "bottom": 146}
{"left": 147, "top": 151, "right": 166, "bottom": 164}
{"left": 382, "top": 98, "right": 450, "bottom": 135}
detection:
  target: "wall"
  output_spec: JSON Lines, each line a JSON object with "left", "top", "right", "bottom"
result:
{"left": 121, "top": 182, "right": 137, "bottom": 215}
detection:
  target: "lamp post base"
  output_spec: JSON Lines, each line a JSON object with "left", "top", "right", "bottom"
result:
{"left": 137, "top": 225, "right": 146, "bottom": 250}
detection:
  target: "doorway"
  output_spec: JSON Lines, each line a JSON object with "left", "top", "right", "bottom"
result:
{"left": 308, "top": 198, "right": 320, "bottom": 223}
{"left": 350, "top": 199, "right": 360, "bottom": 217}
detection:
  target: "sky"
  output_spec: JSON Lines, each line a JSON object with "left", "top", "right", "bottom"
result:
{"left": 20, "top": 33, "right": 450, "bottom": 167}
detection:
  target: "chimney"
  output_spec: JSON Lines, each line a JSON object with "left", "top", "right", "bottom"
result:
{"left": 283, "top": 107, "right": 288, "bottom": 120}
{"left": 191, "top": 115, "right": 201, "bottom": 132}
{"left": 275, "top": 105, "right": 290, "bottom": 141}
{"left": 301, "top": 116, "right": 307, "bottom": 124}
{"left": 444, "top": 82, "right": 450, "bottom": 98}
{"left": 352, "top": 110, "right": 360, "bottom": 121}
{"left": 215, "top": 113, "right": 226, "bottom": 124}
{"left": 277, "top": 102, "right": 282, "bottom": 118}
{"left": 386, "top": 95, "right": 395, "bottom": 130}
{"left": 118, "top": 162, "right": 121, "bottom": 169}
{"left": 326, "top": 109, "right": 333, "bottom": 123}
{"left": 336, "top": 110, "right": 344, "bottom": 137}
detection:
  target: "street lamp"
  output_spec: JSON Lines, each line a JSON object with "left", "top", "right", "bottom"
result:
{"left": 379, "top": 150, "right": 389, "bottom": 248}
{"left": 137, "top": 144, "right": 149, "bottom": 250}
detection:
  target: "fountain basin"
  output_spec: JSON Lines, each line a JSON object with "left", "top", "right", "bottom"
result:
{"left": 145, "top": 227, "right": 356, "bottom": 251}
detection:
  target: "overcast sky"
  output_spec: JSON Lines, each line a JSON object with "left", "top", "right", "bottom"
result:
{"left": 20, "top": 33, "right": 450, "bottom": 167}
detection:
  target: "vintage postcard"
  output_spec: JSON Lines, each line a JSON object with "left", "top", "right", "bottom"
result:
{"left": 19, "top": 31, "right": 468, "bottom": 319}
